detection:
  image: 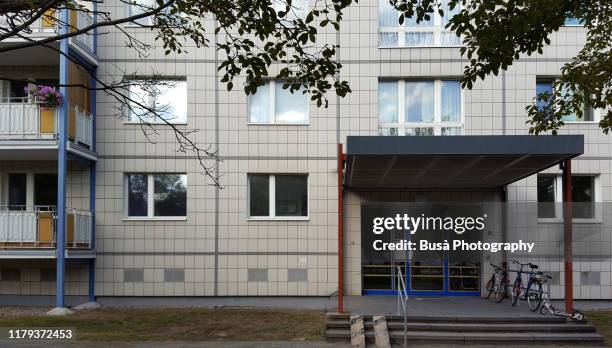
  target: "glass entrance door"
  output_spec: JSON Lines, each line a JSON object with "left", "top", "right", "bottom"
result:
{"left": 361, "top": 203, "right": 482, "bottom": 296}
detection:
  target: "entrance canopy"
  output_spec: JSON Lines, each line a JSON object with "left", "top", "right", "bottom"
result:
{"left": 345, "top": 135, "right": 583, "bottom": 189}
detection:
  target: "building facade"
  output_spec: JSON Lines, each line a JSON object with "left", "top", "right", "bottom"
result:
{"left": 0, "top": 0, "right": 609, "bottom": 306}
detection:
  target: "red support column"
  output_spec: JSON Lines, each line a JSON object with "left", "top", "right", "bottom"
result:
{"left": 562, "top": 159, "right": 573, "bottom": 313}
{"left": 337, "top": 143, "right": 345, "bottom": 313}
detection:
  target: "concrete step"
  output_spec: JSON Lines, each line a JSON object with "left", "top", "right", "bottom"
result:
{"left": 356, "top": 314, "right": 572, "bottom": 323}
{"left": 326, "top": 320, "right": 596, "bottom": 332}
{"left": 326, "top": 329, "right": 605, "bottom": 344}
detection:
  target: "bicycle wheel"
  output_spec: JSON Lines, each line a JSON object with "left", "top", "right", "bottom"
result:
{"left": 511, "top": 279, "right": 521, "bottom": 306}
{"left": 495, "top": 281, "right": 506, "bottom": 303}
{"left": 485, "top": 277, "right": 495, "bottom": 299}
{"left": 527, "top": 281, "right": 543, "bottom": 312}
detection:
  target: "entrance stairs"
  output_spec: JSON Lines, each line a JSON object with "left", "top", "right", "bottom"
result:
{"left": 326, "top": 312, "right": 605, "bottom": 345}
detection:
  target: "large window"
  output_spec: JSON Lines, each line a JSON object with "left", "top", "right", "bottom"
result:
{"left": 537, "top": 174, "right": 599, "bottom": 221}
{"left": 126, "top": 173, "right": 187, "bottom": 218}
{"left": 378, "top": 80, "right": 462, "bottom": 135}
{"left": 379, "top": 0, "right": 460, "bottom": 47}
{"left": 273, "top": 0, "right": 308, "bottom": 25}
{"left": 536, "top": 78, "right": 596, "bottom": 122}
{"left": 128, "top": 0, "right": 156, "bottom": 26}
{"left": 127, "top": 79, "right": 187, "bottom": 124}
{"left": 248, "top": 174, "right": 308, "bottom": 218}
{"left": 249, "top": 80, "right": 308, "bottom": 124}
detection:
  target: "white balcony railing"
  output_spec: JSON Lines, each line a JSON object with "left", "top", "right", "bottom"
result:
{"left": 0, "top": 98, "right": 57, "bottom": 139}
{"left": 0, "top": 11, "right": 57, "bottom": 38}
{"left": 72, "top": 11, "right": 95, "bottom": 53}
{"left": 0, "top": 206, "right": 92, "bottom": 249}
{"left": 73, "top": 104, "right": 93, "bottom": 147}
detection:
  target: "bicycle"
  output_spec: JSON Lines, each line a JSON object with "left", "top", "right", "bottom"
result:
{"left": 539, "top": 272, "right": 585, "bottom": 321}
{"left": 510, "top": 260, "right": 543, "bottom": 311}
{"left": 484, "top": 262, "right": 508, "bottom": 303}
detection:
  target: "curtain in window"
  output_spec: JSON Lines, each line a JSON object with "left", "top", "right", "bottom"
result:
{"left": 249, "top": 83, "right": 270, "bottom": 123}
{"left": 379, "top": 32, "right": 398, "bottom": 47}
{"left": 405, "top": 32, "right": 434, "bottom": 46}
{"left": 441, "top": 80, "right": 461, "bottom": 122}
{"left": 379, "top": 0, "right": 398, "bottom": 27}
{"left": 405, "top": 81, "right": 434, "bottom": 123}
{"left": 378, "top": 81, "right": 398, "bottom": 123}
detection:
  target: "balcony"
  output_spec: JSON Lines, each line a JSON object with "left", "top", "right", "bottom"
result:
{"left": 0, "top": 98, "right": 58, "bottom": 140}
{"left": 0, "top": 10, "right": 58, "bottom": 41}
{"left": 0, "top": 98, "right": 94, "bottom": 159}
{"left": 0, "top": 206, "right": 94, "bottom": 258}
{"left": 69, "top": 11, "right": 95, "bottom": 55}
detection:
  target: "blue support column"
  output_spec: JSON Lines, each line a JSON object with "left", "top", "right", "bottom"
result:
{"left": 55, "top": 7, "right": 70, "bottom": 309}
{"left": 88, "top": 161, "right": 96, "bottom": 302}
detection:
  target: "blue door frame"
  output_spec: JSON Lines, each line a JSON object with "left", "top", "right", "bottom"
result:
{"left": 363, "top": 236, "right": 481, "bottom": 297}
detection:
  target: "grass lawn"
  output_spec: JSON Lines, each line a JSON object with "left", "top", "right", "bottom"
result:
{"left": 0, "top": 308, "right": 326, "bottom": 342}
{"left": 586, "top": 311, "right": 612, "bottom": 346}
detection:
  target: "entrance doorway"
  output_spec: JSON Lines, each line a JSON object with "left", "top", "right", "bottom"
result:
{"left": 361, "top": 203, "right": 481, "bottom": 296}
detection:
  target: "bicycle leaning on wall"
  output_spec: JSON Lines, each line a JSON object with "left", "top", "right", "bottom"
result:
{"left": 485, "top": 262, "right": 508, "bottom": 303}
{"left": 510, "top": 260, "right": 543, "bottom": 311}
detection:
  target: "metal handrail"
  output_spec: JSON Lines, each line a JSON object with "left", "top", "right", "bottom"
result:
{"left": 396, "top": 266, "right": 408, "bottom": 348}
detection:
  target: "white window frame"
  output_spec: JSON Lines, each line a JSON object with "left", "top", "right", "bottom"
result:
{"left": 123, "top": 173, "right": 187, "bottom": 221}
{"left": 124, "top": 78, "right": 188, "bottom": 125}
{"left": 537, "top": 78, "right": 601, "bottom": 124}
{"left": 378, "top": 1, "right": 462, "bottom": 48}
{"left": 378, "top": 79, "right": 464, "bottom": 136}
{"left": 126, "top": 0, "right": 155, "bottom": 26}
{"left": 247, "top": 174, "right": 309, "bottom": 221}
{"left": 537, "top": 174, "right": 601, "bottom": 224}
{"left": 247, "top": 80, "right": 309, "bottom": 125}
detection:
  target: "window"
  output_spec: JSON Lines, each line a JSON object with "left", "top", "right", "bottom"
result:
{"left": 248, "top": 174, "right": 308, "bottom": 218}
{"left": 248, "top": 80, "right": 308, "bottom": 124}
{"left": 536, "top": 78, "right": 596, "bottom": 122}
{"left": 379, "top": 0, "right": 460, "bottom": 47}
{"left": 128, "top": 0, "right": 156, "bottom": 26}
{"left": 127, "top": 79, "right": 187, "bottom": 124}
{"left": 378, "top": 80, "right": 462, "bottom": 135}
{"left": 273, "top": 0, "right": 308, "bottom": 25}
{"left": 564, "top": 16, "right": 583, "bottom": 26}
{"left": 537, "top": 174, "right": 599, "bottom": 221}
{"left": 34, "top": 173, "right": 57, "bottom": 206}
{"left": 8, "top": 173, "right": 27, "bottom": 210}
{"left": 126, "top": 173, "right": 187, "bottom": 218}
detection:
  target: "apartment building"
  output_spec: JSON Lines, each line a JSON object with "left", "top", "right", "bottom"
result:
{"left": 0, "top": 1, "right": 608, "bottom": 309}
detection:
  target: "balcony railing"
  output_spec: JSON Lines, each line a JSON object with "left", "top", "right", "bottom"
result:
{"left": 0, "top": 98, "right": 57, "bottom": 139}
{"left": 0, "top": 206, "right": 92, "bottom": 249}
{"left": 0, "top": 99, "right": 94, "bottom": 149}
{"left": 0, "top": 9, "right": 58, "bottom": 37}
{"left": 71, "top": 103, "right": 93, "bottom": 147}
{"left": 71, "top": 11, "right": 95, "bottom": 53}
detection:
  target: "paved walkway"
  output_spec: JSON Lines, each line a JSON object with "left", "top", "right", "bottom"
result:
{"left": 345, "top": 295, "right": 612, "bottom": 316}
{"left": 0, "top": 341, "right": 601, "bottom": 348}
{"left": 0, "top": 341, "right": 349, "bottom": 348}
